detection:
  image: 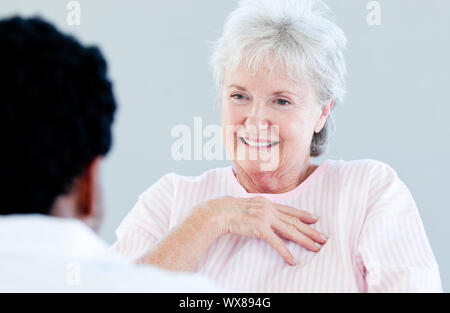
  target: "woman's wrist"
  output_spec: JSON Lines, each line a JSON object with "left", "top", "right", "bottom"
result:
{"left": 193, "top": 198, "right": 229, "bottom": 239}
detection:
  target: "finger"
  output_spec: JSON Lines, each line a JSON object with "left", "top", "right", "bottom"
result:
{"left": 273, "top": 204, "right": 319, "bottom": 224}
{"left": 278, "top": 214, "right": 328, "bottom": 244}
{"left": 261, "top": 229, "right": 296, "bottom": 266}
{"left": 272, "top": 220, "right": 322, "bottom": 252}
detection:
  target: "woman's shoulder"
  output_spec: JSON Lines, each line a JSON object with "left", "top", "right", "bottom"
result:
{"left": 145, "top": 166, "right": 232, "bottom": 192}
{"left": 328, "top": 158, "right": 397, "bottom": 173}
{"left": 162, "top": 166, "right": 232, "bottom": 183}
{"left": 326, "top": 158, "right": 399, "bottom": 183}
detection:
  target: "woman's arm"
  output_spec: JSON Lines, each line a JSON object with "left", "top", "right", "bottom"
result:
{"left": 136, "top": 203, "right": 223, "bottom": 271}
{"left": 136, "top": 196, "right": 328, "bottom": 272}
{"left": 356, "top": 162, "right": 442, "bottom": 292}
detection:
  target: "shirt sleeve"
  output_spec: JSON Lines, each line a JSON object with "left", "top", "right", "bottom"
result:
{"left": 355, "top": 161, "right": 442, "bottom": 292}
{"left": 110, "top": 173, "right": 174, "bottom": 263}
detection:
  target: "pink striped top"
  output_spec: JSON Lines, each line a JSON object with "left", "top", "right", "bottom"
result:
{"left": 111, "top": 159, "right": 442, "bottom": 292}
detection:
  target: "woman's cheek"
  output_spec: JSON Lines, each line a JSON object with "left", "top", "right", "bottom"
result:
{"left": 222, "top": 104, "right": 241, "bottom": 126}
{"left": 221, "top": 109, "right": 240, "bottom": 152}
{"left": 281, "top": 121, "right": 310, "bottom": 150}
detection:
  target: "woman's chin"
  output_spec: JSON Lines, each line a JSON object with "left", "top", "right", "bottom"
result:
{"left": 234, "top": 159, "right": 279, "bottom": 174}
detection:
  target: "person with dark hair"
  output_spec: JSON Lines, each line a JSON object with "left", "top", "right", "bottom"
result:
{"left": 0, "top": 16, "right": 219, "bottom": 292}
{"left": 0, "top": 16, "right": 115, "bottom": 227}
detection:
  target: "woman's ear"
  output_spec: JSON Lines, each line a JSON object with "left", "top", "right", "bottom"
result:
{"left": 314, "top": 99, "right": 333, "bottom": 133}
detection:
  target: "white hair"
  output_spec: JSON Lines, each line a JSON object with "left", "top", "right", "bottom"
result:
{"left": 210, "top": 0, "right": 347, "bottom": 104}
{"left": 210, "top": 0, "right": 348, "bottom": 156}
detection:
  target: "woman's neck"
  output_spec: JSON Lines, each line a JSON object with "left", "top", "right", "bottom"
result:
{"left": 234, "top": 160, "right": 318, "bottom": 194}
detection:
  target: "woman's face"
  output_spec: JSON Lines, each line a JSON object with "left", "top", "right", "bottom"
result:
{"left": 221, "top": 62, "right": 331, "bottom": 175}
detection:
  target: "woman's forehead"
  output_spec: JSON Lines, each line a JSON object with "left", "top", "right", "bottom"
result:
{"left": 224, "top": 62, "right": 309, "bottom": 95}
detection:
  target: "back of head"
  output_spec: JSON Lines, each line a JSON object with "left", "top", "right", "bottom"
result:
{"left": 0, "top": 16, "right": 116, "bottom": 216}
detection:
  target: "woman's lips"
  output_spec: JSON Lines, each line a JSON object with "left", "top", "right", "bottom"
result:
{"left": 239, "top": 136, "right": 280, "bottom": 149}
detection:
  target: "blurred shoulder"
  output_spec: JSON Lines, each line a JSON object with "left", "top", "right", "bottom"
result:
{"left": 93, "top": 263, "right": 223, "bottom": 292}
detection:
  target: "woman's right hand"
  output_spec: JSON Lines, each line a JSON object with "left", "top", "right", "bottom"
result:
{"left": 201, "top": 196, "right": 328, "bottom": 266}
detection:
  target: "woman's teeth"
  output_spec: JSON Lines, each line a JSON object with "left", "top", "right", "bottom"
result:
{"left": 240, "top": 137, "right": 279, "bottom": 147}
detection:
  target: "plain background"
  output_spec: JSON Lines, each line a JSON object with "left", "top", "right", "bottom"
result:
{"left": 1, "top": 0, "right": 449, "bottom": 292}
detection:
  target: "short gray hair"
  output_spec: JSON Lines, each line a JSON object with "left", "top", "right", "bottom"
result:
{"left": 211, "top": 0, "right": 347, "bottom": 157}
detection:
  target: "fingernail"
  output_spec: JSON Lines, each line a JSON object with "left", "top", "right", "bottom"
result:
{"left": 320, "top": 233, "right": 329, "bottom": 241}
{"left": 313, "top": 242, "right": 323, "bottom": 249}
{"left": 292, "top": 257, "right": 299, "bottom": 265}
{"left": 311, "top": 214, "right": 319, "bottom": 220}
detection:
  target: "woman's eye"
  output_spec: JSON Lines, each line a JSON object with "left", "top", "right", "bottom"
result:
{"left": 231, "top": 94, "right": 247, "bottom": 101}
{"left": 276, "top": 99, "right": 291, "bottom": 106}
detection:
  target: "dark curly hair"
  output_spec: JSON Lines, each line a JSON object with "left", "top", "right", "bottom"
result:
{"left": 0, "top": 16, "right": 116, "bottom": 215}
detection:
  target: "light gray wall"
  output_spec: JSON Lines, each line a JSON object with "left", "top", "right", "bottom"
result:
{"left": 1, "top": 0, "right": 448, "bottom": 292}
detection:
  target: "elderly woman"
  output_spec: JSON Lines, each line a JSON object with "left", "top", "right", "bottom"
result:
{"left": 112, "top": 0, "right": 442, "bottom": 292}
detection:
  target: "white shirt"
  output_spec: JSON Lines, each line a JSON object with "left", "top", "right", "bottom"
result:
{"left": 0, "top": 214, "right": 222, "bottom": 292}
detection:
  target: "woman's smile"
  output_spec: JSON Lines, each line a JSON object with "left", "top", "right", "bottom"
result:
{"left": 239, "top": 136, "right": 280, "bottom": 150}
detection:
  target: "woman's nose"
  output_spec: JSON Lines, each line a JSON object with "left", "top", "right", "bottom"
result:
{"left": 244, "top": 102, "right": 270, "bottom": 130}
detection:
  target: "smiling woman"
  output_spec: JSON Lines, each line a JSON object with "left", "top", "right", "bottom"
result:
{"left": 111, "top": 0, "right": 442, "bottom": 292}
{"left": 221, "top": 60, "right": 327, "bottom": 191}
